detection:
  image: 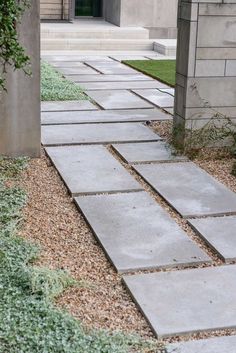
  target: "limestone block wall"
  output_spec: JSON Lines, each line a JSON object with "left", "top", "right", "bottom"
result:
{"left": 40, "top": 0, "right": 70, "bottom": 20}
{"left": 104, "top": 0, "right": 178, "bottom": 38}
{"left": 174, "top": 0, "right": 236, "bottom": 145}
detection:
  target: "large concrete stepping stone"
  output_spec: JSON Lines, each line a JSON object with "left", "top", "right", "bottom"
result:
{"left": 41, "top": 100, "right": 97, "bottom": 112}
{"left": 167, "top": 335, "right": 236, "bottom": 353}
{"left": 85, "top": 90, "right": 153, "bottom": 109}
{"left": 109, "top": 55, "right": 149, "bottom": 62}
{"left": 81, "top": 81, "right": 169, "bottom": 91}
{"left": 59, "top": 67, "right": 99, "bottom": 75}
{"left": 41, "top": 109, "right": 171, "bottom": 125}
{"left": 70, "top": 74, "right": 153, "bottom": 82}
{"left": 188, "top": 216, "right": 236, "bottom": 262}
{"left": 75, "top": 192, "right": 210, "bottom": 272}
{"left": 85, "top": 61, "right": 137, "bottom": 75}
{"left": 123, "top": 265, "right": 236, "bottom": 337}
{"left": 134, "top": 162, "right": 236, "bottom": 218}
{"left": 132, "top": 89, "right": 174, "bottom": 108}
{"left": 50, "top": 61, "right": 87, "bottom": 68}
{"left": 41, "top": 122, "right": 160, "bottom": 146}
{"left": 46, "top": 146, "right": 141, "bottom": 195}
{"left": 43, "top": 55, "right": 113, "bottom": 62}
{"left": 112, "top": 142, "right": 187, "bottom": 164}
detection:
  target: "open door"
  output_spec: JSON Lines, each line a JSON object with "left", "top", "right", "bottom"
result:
{"left": 75, "top": 0, "right": 102, "bottom": 17}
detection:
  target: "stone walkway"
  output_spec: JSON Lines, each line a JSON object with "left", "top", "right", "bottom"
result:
{"left": 41, "top": 52, "right": 236, "bottom": 351}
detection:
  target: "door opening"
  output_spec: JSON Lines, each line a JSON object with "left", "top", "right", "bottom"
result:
{"left": 75, "top": 0, "right": 102, "bottom": 17}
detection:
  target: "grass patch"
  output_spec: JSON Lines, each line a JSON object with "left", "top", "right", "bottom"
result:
{"left": 0, "top": 157, "right": 164, "bottom": 353}
{"left": 123, "top": 60, "right": 176, "bottom": 87}
{"left": 41, "top": 61, "right": 87, "bottom": 101}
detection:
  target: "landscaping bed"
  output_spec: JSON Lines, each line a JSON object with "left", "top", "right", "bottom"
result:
{"left": 0, "top": 156, "right": 163, "bottom": 353}
{"left": 123, "top": 60, "right": 176, "bottom": 87}
{"left": 41, "top": 61, "right": 87, "bottom": 101}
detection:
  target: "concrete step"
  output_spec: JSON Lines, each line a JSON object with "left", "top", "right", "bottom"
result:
{"left": 41, "top": 27, "right": 150, "bottom": 40}
{"left": 41, "top": 38, "right": 155, "bottom": 51}
{"left": 154, "top": 39, "right": 177, "bottom": 56}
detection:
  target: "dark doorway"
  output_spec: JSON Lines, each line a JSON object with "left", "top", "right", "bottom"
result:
{"left": 75, "top": 0, "right": 102, "bottom": 17}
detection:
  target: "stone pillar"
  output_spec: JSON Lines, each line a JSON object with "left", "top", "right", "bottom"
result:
{"left": 174, "top": 0, "right": 236, "bottom": 147}
{"left": 0, "top": 0, "right": 41, "bottom": 157}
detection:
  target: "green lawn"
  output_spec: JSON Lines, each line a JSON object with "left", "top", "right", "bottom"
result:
{"left": 41, "top": 61, "right": 87, "bottom": 101}
{"left": 123, "top": 60, "right": 176, "bottom": 87}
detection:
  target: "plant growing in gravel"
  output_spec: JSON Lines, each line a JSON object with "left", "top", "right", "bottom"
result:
{"left": 0, "top": 158, "right": 165, "bottom": 353}
{"left": 0, "top": 0, "right": 31, "bottom": 90}
{"left": 41, "top": 61, "right": 86, "bottom": 101}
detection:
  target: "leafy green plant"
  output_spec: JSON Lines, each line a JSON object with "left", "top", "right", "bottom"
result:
{"left": 41, "top": 61, "right": 87, "bottom": 101}
{"left": 0, "top": 158, "right": 165, "bottom": 353}
{"left": 0, "top": 0, "right": 31, "bottom": 90}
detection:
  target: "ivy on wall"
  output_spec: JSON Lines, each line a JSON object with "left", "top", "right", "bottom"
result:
{"left": 0, "top": 0, "right": 30, "bottom": 90}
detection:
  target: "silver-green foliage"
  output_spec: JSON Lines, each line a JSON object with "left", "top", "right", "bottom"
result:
{"left": 0, "top": 158, "right": 164, "bottom": 353}
{"left": 41, "top": 61, "right": 87, "bottom": 101}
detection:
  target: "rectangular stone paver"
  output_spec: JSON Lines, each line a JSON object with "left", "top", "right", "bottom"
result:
{"left": 70, "top": 74, "right": 153, "bottom": 82}
{"left": 132, "top": 89, "right": 174, "bottom": 108}
{"left": 85, "top": 90, "right": 153, "bottom": 109}
{"left": 123, "top": 265, "right": 236, "bottom": 337}
{"left": 41, "top": 122, "right": 160, "bottom": 146}
{"left": 41, "top": 109, "right": 171, "bottom": 125}
{"left": 134, "top": 162, "right": 236, "bottom": 218}
{"left": 43, "top": 55, "right": 114, "bottom": 62}
{"left": 46, "top": 146, "right": 141, "bottom": 195}
{"left": 75, "top": 192, "right": 210, "bottom": 272}
{"left": 167, "top": 336, "right": 236, "bottom": 353}
{"left": 59, "top": 67, "right": 99, "bottom": 75}
{"left": 112, "top": 142, "right": 187, "bottom": 164}
{"left": 50, "top": 61, "right": 87, "bottom": 68}
{"left": 159, "top": 88, "right": 175, "bottom": 96}
{"left": 85, "top": 61, "right": 137, "bottom": 75}
{"left": 41, "top": 100, "right": 97, "bottom": 112}
{"left": 80, "top": 81, "right": 169, "bottom": 91}
{"left": 188, "top": 216, "right": 236, "bottom": 262}
{"left": 109, "top": 55, "right": 150, "bottom": 62}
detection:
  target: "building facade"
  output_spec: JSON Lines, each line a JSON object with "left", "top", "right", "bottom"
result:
{"left": 40, "top": 0, "right": 178, "bottom": 38}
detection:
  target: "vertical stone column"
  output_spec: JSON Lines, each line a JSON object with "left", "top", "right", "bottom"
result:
{"left": 174, "top": 0, "right": 236, "bottom": 147}
{"left": 0, "top": 0, "right": 41, "bottom": 157}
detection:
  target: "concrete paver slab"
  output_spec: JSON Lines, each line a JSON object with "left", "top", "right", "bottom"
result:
{"left": 50, "top": 61, "right": 87, "bottom": 68}
{"left": 85, "top": 90, "right": 153, "bottom": 109}
{"left": 41, "top": 109, "right": 171, "bottom": 125}
{"left": 70, "top": 74, "right": 153, "bottom": 82}
{"left": 188, "top": 216, "right": 236, "bottom": 262}
{"left": 43, "top": 55, "right": 114, "bottom": 62}
{"left": 46, "top": 145, "right": 141, "bottom": 195}
{"left": 41, "top": 122, "right": 160, "bottom": 146}
{"left": 167, "top": 336, "right": 236, "bottom": 353}
{"left": 159, "top": 88, "right": 175, "bottom": 96}
{"left": 81, "top": 81, "right": 169, "bottom": 90}
{"left": 41, "top": 100, "right": 98, "bottom": 112}
{"left": 59, "top": 67, "right": 99, "bottom": 75}
{"left": 75, "top": 192, "right": 210, "bottom": 272}
{"left": 133, "top": 89, "right": 174, "bottom": 108}
{"left": 109, "top": 55, "right": 150, "bottom": 62}
{"left": 134, "top": 162, "right": 236, "bottom": 218}
{"left": 112, "top": 142, "right": 187, "bottom": 164}
{"left": 85, "top": 61, "right": 137, "bottom": 74}
{"left": 123, "top": 265, "right": 236, "bottom": 337}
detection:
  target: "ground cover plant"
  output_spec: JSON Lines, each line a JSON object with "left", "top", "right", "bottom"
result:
{"left": 123, "top": 60, "right": 176, "bottom": 87}
{"left": 0, "top": 157, "right": 164, "bottom": 353}
{"left": 41, "top": 61, "right": 87, "bottom": 101}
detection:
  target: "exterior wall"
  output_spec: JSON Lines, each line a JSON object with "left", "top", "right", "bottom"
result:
{"left": 0, "top": 0, "right": 41, "bottom": 157}
{"left": 174, "top": 0, "right": 236, "bottom": 147}
{"left": 104, "top": 0, "right": 178, "bottom": 38}
{"left": 40, "top": 0, "right": 70, "bottom": 20}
